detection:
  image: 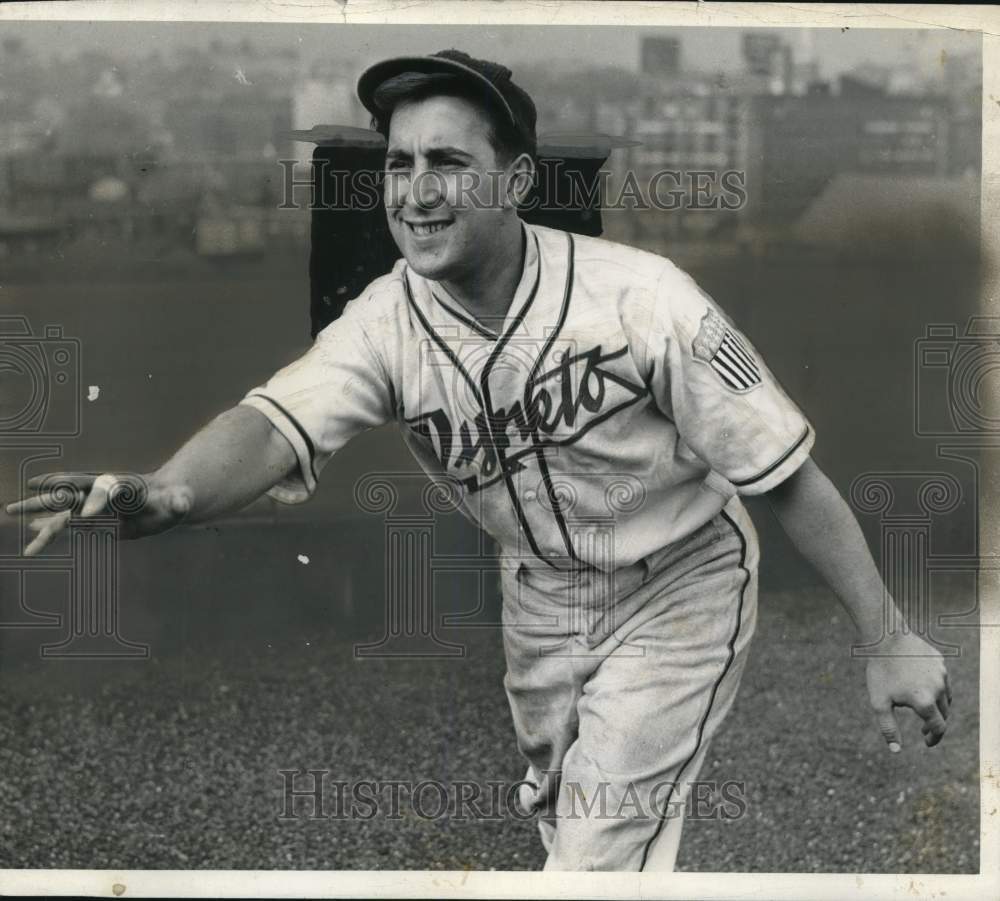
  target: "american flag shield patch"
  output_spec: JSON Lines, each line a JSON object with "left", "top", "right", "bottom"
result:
{"left": 692, "top": 309, "right": 762, "bottom": 391}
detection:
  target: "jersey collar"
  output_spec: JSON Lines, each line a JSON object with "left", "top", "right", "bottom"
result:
{"left": 405, "top": 222, "right": 541, "bottom": 343}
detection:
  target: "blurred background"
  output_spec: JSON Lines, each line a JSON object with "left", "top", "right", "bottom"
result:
{"left": 0, "top": 23, "right": 985, "bottom": 873}
{"left": 0, "top": 25, "right": 982, "bottom": 269}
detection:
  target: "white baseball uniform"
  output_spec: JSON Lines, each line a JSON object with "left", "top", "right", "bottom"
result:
{"left": 239, "top": 221, "right": 814, "bottom": 869}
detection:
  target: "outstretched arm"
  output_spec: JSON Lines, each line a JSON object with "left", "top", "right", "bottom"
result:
{"left": 5, "top": 405, "right": 296, "bottom": 555}
{"left": 153, "top": 404, "right": 297, "bottom": 523}
{"left": 764, "top": 456, "right": 951, "bottom": 751}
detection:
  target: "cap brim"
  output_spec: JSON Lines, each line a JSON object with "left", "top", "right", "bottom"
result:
{"left": 357, "top": 55, "right": 517, "bottom": 127}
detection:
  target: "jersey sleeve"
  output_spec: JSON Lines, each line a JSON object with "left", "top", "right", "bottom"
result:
{"left": 238, "top": 308, "right": 395, "bottom": 504}
{"left": 644, "top": 263, "right": 814, "bottom": 495}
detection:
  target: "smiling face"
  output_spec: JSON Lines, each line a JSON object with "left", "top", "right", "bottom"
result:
{"left": 384, "top": 94, "right": 524, "bottom": 285}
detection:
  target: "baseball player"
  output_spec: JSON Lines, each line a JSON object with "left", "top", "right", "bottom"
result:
{"left": 7, "top": 50, "right": 951, "bottom": 871}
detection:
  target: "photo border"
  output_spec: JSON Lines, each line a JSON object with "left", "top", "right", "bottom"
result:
{"left": 0, "top": 2, "right": 995, "bottom": 898}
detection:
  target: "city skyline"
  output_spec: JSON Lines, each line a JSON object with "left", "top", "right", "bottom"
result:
{"left": 0, "top": 20, "right": 981, "bottom": 266}
{"left": 1, "top": 22, "right": 981, "bottom": 82}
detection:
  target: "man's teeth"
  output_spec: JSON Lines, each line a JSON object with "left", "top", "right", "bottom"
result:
{"left": 410, "top": 222, "right": 449, "bottom": 235}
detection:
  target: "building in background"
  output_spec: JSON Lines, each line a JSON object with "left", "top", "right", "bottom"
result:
{"left": 742, "top": 31, "right": 794, "bottom": 95}
{"left": 0, "top": 38, "right": 311, "bottom": 260}
{"left": 593, "top": 31, "right": 980, "bottom": 256}
{"left": 742, "top": 90, "right": 950, "bottom": 228}
{"left": 293, "top": 59, "right": 367, "bottom": 133}
{"left": 640, "top": 36, "right": 682, "bottom": 79}
{"left": 0, "top": 31, "right": 983, "bottom": 264}
{"left": 941, "top": 50, "right": 981, "bottom": 178}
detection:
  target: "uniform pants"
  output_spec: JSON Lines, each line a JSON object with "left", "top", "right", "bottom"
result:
{"left": 501, "top": 498, "right": 759, "bottom": 871}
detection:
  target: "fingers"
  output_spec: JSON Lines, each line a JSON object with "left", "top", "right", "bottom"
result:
{"left": 6, "top": 492, "right": 83, "bottom": 517}
{"left": 12, "top": 474, "right": 116, "bottom": 520}
{"left": 10, "top": 473, "right": 121, "bottom": 556}
{"left": 26, "top": 472, "right": 99, "bottom": 491}
{"left": 6, "top": 473, "right": 98, "bottom": 517}
{"left": 874, "top": 704, "right": 902, "bottom": 753}
{"left": 916, "top": 702, "right": 947, "bottom": 747}
{"left": 935, "top": 688, "right": 950, "bottom": 722}
{"left": 872, "top": 673, "right": 951, "bottom": 753}
{"left": 23, "top": 511, "right": 71, "bottom": 557}
{"left": 80, "top": 474, "right": 115, "bottom": 517}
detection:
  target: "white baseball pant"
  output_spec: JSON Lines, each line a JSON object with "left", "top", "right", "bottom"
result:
{"left": 502, "top": 497, "right": 759, "bottom": 871}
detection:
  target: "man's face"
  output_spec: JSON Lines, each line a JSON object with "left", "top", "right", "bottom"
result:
{"left": 384, "top": 94, "right": 514, "bottom": 283}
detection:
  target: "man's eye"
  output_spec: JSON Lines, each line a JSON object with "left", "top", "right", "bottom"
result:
{"left": 386, "top": 162, "right": 410, "bottom": 172}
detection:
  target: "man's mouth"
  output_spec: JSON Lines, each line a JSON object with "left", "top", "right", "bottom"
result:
{"left": 405, "top": 220, "right": 452, "bottom": 236}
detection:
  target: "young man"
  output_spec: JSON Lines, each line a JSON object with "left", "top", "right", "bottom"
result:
{"left": 7, "top": 50, "right": 950, "bottom": 871}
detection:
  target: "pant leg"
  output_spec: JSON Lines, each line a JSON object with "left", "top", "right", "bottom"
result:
{"left": 501, "top": 538, "right": 663, "bottom": 832}
{"left": 543, "top": 502, "right": 759, "bottom": 871}
{"left": 636, "top": 736, "right": 710, "bottom": 872}
{"left": 643, "top": 500, "right": 760, "bottom": 872}
{"left": 500, "top": 562, "right": 599, "bottom": 827}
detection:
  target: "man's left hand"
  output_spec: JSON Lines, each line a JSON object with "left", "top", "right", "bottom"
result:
{"left": 866, "top": 632, "right": 951, "bottom": 752}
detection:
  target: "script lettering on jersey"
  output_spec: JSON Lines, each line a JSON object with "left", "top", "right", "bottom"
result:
{"left": 405, "top": 344, "right": 648, "bottom": 492}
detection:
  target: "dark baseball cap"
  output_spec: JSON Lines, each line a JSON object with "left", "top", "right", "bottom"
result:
{"left": 357, "top": 49, "right": 537, "bottom": 149}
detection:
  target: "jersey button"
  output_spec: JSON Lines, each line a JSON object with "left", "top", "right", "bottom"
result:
{"left": 523, "top": 488, "right": 537, "bottom": 502}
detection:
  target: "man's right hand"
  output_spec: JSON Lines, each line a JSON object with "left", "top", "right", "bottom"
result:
{"left": 4, "top": 472, "right": 193, "bottom": 556}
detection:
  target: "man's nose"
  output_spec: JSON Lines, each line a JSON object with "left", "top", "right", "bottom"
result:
{"left": 407, "top": 168, "right": 446, "bottom": 211}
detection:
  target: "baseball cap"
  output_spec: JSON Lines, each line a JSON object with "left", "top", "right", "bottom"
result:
{"left": 357, "top": 49, "right": 537, "bottom": 151}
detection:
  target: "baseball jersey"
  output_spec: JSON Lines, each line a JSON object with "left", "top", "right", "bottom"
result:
{"left": 239, "top": 222, "right": 814, "bottom": 572}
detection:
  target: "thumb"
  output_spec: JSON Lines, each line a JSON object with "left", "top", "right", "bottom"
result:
{"left": 874, "top": 703, "right": 902, "bottom": 753}
{"left": 80, "top": 474, "right": 115, "bottom": 517}
{"left": 168, "top": 487, "right": 193, "bottom": 519}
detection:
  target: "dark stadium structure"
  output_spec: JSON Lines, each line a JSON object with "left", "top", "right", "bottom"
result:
{"left": 288, "top": 126, "right": 638, "bottom": 337}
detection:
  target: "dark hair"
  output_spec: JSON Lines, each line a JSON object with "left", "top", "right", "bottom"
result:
{"left": 371, "top": 71, "right": 536, "bottom": 164}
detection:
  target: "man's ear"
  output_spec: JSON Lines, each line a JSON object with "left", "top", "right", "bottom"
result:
{"left": 504, "top": 152, "right": 536, "bottom": 209}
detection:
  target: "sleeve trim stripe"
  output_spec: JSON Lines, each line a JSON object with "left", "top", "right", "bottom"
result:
{"left": 730, "top": 425, "right": 812, "bottom": 488}
{"left": 247, "top": 393, "right": 319, "bottom": 486}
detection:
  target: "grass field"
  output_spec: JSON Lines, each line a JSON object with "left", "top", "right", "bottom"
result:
{"left": 0, "top": 578, "right": 979, "bottom": 872}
